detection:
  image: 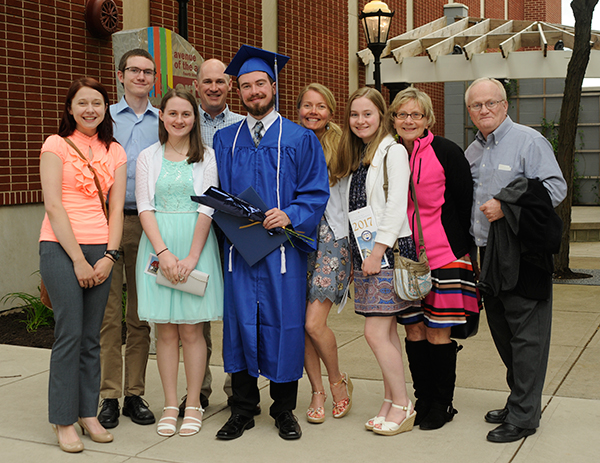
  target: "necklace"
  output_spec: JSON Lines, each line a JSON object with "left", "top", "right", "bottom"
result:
{"left": 168, "top": 139, "right": 189, "bottom": 156}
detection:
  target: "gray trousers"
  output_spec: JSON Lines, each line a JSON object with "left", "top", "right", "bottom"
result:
{"left": 484, "top": 290, "right": 552, "bottom": 429}
{"left": 40, "top": 241, "right": 112, "bottom": 425}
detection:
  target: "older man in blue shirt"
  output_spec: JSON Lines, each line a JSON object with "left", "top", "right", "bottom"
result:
{"left": 98, "top": 49, "right": 159, "bottom": 429}
{"left": 465, "top": 77, "right": 567, "bottom": 443}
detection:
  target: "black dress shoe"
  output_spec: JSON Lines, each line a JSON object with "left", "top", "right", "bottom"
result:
{"left": 216, "top": 414, "right": 255, "bottom": 440}
{"left": 123, "top": 395, "right": 155, "bottom": 425}
{"left": 179, "top": 394, "right": 210, "bottom": 417}
{"left": 98, "top": 398, "right": 120, "bottom": 429}
{"left": 487, "top": 423, "right": 536, "bottom": 443}
{"left": 485, "top": 407, "right": 509, "bottom": 424}
{"left": 274, "top": 411, "right": 302, "bottom": 440}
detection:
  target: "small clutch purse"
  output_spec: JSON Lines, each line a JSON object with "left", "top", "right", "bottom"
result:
{"left": 156, "top": 269, "right": 209, "bottom": 296}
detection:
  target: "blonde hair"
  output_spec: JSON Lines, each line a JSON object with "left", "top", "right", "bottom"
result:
{"left": 296, "top": 83, "right": 343, "bottom": 185}
{"left": 335, "top": 87, "right": 389, "bottom": 180}
{"left": 388, "top": 86, "right": 436, "bottom": 130}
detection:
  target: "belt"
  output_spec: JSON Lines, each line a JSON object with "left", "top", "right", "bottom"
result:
{"left": 124, "top": 209, "right": 138, "bottom": 216}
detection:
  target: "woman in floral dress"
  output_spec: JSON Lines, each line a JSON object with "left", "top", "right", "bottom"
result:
{"left": 297, "top": 84, "right": 352, "bottom": 424}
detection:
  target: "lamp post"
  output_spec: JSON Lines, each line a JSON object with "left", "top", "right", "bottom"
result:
{"left": 178, "top": 0, "right": 189, "bottom": 39}
{"left": 359, "top": 1, "right": 394, "bottom": 92}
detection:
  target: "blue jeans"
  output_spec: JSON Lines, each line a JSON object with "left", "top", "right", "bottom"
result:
{"left": 40, "top": 241, "right": 112, "bottom": 425}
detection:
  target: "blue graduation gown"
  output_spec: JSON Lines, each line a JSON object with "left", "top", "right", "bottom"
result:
{"left": 214, "top": 115, "right": 329, "bottom": 383}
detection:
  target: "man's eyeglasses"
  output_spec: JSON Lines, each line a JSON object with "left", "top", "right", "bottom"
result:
{"left": 394, "top": 112, "right": 425, "bottom": 121}
{"left": 468, "top": 100, "right": 504, "bottom": 112}
{"left": 124, "top": 67, "right": 156, "bottom": 77}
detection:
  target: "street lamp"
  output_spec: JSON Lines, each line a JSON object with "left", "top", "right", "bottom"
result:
{"left": 359, "top": 1, "right": 394, "bottom": 92}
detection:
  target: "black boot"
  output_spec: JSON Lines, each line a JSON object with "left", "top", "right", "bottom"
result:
{"left": 419, "top": 340, "right": 459, "bottom": 430}
{"left": 405, "top": 339, "right": 434, "bottom": 426}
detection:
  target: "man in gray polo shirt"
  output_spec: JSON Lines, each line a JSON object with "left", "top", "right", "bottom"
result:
{"left": 465, "top": 77, "right": 567, "bottom": 443}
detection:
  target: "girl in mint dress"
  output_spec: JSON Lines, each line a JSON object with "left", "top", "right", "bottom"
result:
{"left": 135, "top": 89, "right": 223, "bottom": 438}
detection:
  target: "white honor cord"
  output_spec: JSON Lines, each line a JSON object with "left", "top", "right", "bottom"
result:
{"left": 230, "top": 115, "right": 286, "bottom": 274}
{"left": 228, "top": 244, "right": 234, "bottom": 272}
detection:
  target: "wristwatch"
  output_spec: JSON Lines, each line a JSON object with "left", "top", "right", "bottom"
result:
{"left": 104, "top": 250, "right": 120, "bottom": 261}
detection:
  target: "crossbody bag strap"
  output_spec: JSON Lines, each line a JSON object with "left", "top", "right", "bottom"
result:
{"left": 63, "top": 137, "right": 108, "bottom": 221}
{"left": 383, "top": 145, "right": 425, "bottom": 250}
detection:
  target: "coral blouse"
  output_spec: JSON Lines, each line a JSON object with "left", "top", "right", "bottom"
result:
{"left": 39, "top": 130, "right": 127, "bottom": 244}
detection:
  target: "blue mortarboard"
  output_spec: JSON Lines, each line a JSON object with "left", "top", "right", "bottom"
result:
{"left": 225, "top": 45, "right": 290, "bottom": 80}
{"left": 204, "top": 186, "right": 287, "bottom": 267}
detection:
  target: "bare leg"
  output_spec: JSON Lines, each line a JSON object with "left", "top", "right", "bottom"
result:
{"left": 179, "top": 323, "right": 206, "bottom": 434}
{"left": 364, "top": 316, "right": 411, "bottom": 425}
{"left": 156, "top": 323, "right": 180, "bottom": 422}
{"left": 305, "top": 299, "right": 347, "bottom": 405}
{"left": 304, "top": 331, "right": 326, "bottom": 412}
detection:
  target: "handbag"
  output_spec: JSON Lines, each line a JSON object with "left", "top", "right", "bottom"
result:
{"left": 392, "top": 178, "right": 432, "bottom": 300}
{"left": 451, "top": 310, "right": 480, "bottom": 339}
{"left": 39, "top": 138, "right": 109, "bottom": 310}
{"left": 382, "top": 149, "right": 432, "bottom": 301}
{"left": 156, "top": 269, "right": 209, "bottom": 297}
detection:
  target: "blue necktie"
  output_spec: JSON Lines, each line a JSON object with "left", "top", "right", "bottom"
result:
{"left": 252, "top": 121, "right": 263, "bottom": 147}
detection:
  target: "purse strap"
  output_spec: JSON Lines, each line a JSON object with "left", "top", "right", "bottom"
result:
{"left": 382, "top": 144, "right": 425, "bottom": 250}
{"left": 63, "top": 137, "right": 108, "bottom": 221}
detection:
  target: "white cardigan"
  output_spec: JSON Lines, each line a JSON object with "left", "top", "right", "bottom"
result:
{"left": 324, "top": 176, "right": 349, "bottom": 241}
{"left": 347, "top": 134, "right": 411, "bottom": 248}
{"left": 135, "top": 141, "right": 218, "bottom": 217}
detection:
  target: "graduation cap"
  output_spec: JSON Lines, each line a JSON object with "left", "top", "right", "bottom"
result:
{"left": 197, "top": 186, "right": 287, "bottom": 267}
{"left": 225, "top": 44, "right": 290, "bottom": 111}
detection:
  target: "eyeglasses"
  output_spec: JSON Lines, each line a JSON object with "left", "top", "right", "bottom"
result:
{"left": 468, "top": 100, "right": 504, "bottom": 112}
{"left": 394, "top": 112, "right": 425, "bottom": 121}
{"left": 124, "top": 67, "right": 156, "bottom": 77}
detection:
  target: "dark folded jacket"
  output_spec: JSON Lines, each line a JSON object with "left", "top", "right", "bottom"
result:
{"left": 478, "top": 177, "right": 563, "bottom": 300}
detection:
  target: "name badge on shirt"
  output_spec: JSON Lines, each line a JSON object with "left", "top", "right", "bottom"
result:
{"left": 498, "top": 164, "right": 512, "bottom": 171}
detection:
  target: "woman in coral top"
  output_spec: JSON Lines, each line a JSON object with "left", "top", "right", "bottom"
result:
{"left": 39, "top": 78, "right": 127, "bottom": 453}
{"left": 390, "top": 87, "right": 477, "bottom": 430}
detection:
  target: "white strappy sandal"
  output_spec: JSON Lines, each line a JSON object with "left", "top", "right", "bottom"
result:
{"left": 157, "top": 406, "right": 179, "bottom": 437}
{"left": 373, "top": 401, "right": 416, "bottom": 436}
{"left": 179, "top": 406, "right": 204, "bottom": 437}
{"left": 365, "top": 398, "right": 392, "bottom": 431}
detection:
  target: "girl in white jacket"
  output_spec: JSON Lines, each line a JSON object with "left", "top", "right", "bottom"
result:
{"left": 337, "top": 87, "right": 421, "bottom": 436}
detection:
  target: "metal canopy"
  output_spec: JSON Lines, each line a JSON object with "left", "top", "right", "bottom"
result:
{"left": 358, "top": 16, "right": 600, "bottom": 83}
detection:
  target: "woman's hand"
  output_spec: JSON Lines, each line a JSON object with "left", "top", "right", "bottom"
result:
{"left": 177, "top": 256, "right": 199, "bottom": 283}
{"left": 361, "top": 242, "right": 387, "bottom": 276}
{"left": 73, "top": 257, "right": 97, "bottom": 288}
{"left": 362, "top": 253, "right": 383, "bottom": 275}
{"left": 93, "top": 256, "right": 114, "bottom": 285}
{"left": 158, "top": 250, "right": 180, "bottom": 284}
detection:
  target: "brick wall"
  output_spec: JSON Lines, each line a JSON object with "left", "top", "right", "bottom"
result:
{"left": 1, "top": 0, "right": 123, "bottom": 206}
{"left": 149, "top": 0, "right": 262, "bottom": 116}
{"left": 277, "top": 0, "right": 348, "bottom": 124}
{"left": 1, "top": 0, "right": 562, "bottom": 207}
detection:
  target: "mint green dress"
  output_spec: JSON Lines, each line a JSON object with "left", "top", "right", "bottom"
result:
{"left": 136, "top": 158, "right": 223, "bottom": 324}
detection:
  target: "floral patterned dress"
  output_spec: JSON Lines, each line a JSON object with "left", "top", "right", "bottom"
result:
{"left": 307, "top": 216, "right": 351, "bottom": 304}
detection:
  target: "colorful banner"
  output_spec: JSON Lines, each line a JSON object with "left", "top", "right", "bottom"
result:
{"left": 112, "top": 27, "right": 202, "bottom": 105}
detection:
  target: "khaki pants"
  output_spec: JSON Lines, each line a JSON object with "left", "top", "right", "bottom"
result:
{"left": 100, "top": 215, "right": 151, "bottom": 398}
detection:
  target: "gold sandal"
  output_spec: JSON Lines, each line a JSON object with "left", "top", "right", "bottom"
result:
{"left": 331, "top": 372, "right": 353, "bottom": 418}
{"left": 306, "top": 391, "right": 327, "bottom": 424}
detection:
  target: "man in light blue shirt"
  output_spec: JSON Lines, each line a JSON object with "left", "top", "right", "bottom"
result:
{"left": 465, "top": 77, "right": 567, "bottom": 444}
{"left": 177, "top": 58, "right": 244, "bottom": 415}
{"left": 98, "top": 49, "right": 159, "bottom": 429}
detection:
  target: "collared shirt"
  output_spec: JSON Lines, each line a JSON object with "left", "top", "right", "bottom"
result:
{"left": 110, "top": 97, "right": 159, "bottom": 210}
{"left": 247, "top": 109, "right": 278, "bottom": 139}
{"left": 465, "top": 116, "right": 567, "bottom": 247}
{"left": 199, "top": 104, "right": 244, "bottom": 148}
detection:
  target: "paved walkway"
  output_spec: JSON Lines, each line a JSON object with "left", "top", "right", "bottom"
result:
{"left": 1, "top": 243, "right": 599, "bottom": 463}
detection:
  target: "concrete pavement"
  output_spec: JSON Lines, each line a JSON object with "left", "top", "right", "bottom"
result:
{"left": 1, "top": 241, "right": 599, "bottom": 462}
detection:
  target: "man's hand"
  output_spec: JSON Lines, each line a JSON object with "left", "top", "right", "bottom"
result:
{"left": 480, "top": 199, "right": 504, "bottom": 222}
{"left": 263, "top": 208, "right": 291, "bottom": 230}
